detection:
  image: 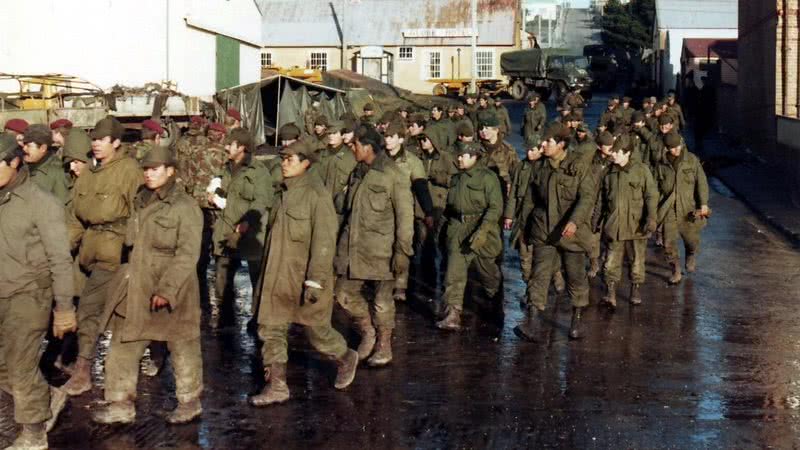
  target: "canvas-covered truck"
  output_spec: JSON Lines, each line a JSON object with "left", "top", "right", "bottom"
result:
{"left": 501, "top": 49, "right": 593, "bottom": 102}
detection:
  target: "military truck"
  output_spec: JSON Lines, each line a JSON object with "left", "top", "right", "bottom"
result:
{"left": 501, "top": 48, "right": 593, "bottom": 102}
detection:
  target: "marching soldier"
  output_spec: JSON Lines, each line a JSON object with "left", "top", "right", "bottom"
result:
{"left": 334, "top": 127, "right": 413, "bottom": 366}
{"left": 478, "top": 113, "right": 519, "bottom": 199}
{"left": 250, "top": 141, "right": 358, "bottom": 407}
{"left": 92, "top": 146, "right": 204, "bottom": 425}
{"left": 587, "top": 131, "right": 616, "bottom": 278}
{"left": 522, "top": 92, "right": 547, "bottom": 145}
{"left": 492, "top": 97, "right": 512, "bottom": 136}
{"left": 22, "top": 124, "right": 70, "bottom": 204}
{"left": 318, "top": 120, "right": 358, "bottom": 223}
{"left": 426, "top": 103, "right": 457, "bottom": 153}
{"left": 562, "top": 86, "right": 586, "bottom": 111}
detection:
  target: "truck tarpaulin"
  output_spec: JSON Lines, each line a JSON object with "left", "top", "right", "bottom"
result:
{"left": 500, "top": 49, "right": 547, "bottom": 77}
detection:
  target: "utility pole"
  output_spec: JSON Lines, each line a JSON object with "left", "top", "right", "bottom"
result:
{"left": 341, "top": 0, "right": 347, "bottom": 70}
{"left": 470, "top": 0, "right": 477, "bottom": 94}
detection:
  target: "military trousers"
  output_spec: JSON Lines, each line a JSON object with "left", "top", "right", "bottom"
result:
{"left": 411, "top": 217, "right": 445, "bottom": 294}
{"left": 663, "top": 212, "right": 704, "bottom": 263}
{"left": 589, "top": 231, "right": 603, "bottom": 261}
{"left": 604, "top": 239, "right": 648, "bottom": 285}
{"left": 527, "top": 245, "right": 589, "bottom": 311}
{"left": 258, "top": 322, "right": 348, "bottom": 365}
{"left": 214, "top": 256, "right": 261, "bottom": 303}
{"left": 335, "top": 278, "right": 395, "bottom": 330}
{"left": 104, "top": 315, "right": 203, "bottom": 404}
{"left": 78, "top": 268, "right": 116, "bottom": 360}
{"left": 442, "top": 249, "right": 502, "bottom": 311}
{"left": 0, "top": 287, "right": 53, "bottom": 424}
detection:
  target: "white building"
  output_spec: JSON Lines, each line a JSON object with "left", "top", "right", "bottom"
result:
{"left": 0, "top": 0, "right": 263, "bottom": 99}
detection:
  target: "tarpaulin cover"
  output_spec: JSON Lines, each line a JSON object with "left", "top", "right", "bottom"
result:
{"left": 500, "top": 49, "right": 547, "bottom": 77}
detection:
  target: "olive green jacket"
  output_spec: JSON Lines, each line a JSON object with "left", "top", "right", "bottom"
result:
{"left": 28, "top": 152, "right": 69, "bottom": 205}
{"left": 69, "top": 152, "right": 144, "bottom": 272}
{"left": 426, "top": 118, "right": 456, "bottom": 153}
{"left": 258, "top": 173, "right": 338, "bottom": 326}
{"left": 319, "top": 144, "right": 357, "bottom": 217}
{"left": 102, "top": 179, "right": 202, "bottom": 342}
{"left": 444, "top": 165, "right": 503, "bottom": 258}
{"left": 335, "top": 153, "right": 414, "bottom": 280}
{"left": 390, "top": 147, "right": 428, "bottom": 219}
{"left": 481, "top": 138, "right": 520, "bottom": 195}
{"left": 418, "top": 143, "right": 458, "bottom": 218}
{"left": 523, "top": 103, "right": 547, "bottom": 143}
{"left": 599, "top": 161, "right": 658, "bottom": 241}
{"left": 653, "top": 149, "right": 709, "bottom": 224}
{"left": 0, "top": 168, "right": 74, "bottom": 309}
{"left": 211, "top": 154, "right": 274, "bottom": 261}
{"left": 505, "top": 159, "right": 536, "bottom": 247}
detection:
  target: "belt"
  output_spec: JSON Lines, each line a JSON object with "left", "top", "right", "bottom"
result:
{"left": 87, "top": 220, "right": 127, "bottom": 232}
{"left": 446, "top": 212, "right": 482, "bottom": 222}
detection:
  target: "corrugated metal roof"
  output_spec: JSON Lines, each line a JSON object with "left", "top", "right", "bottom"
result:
{"left": 261, "top": 0, "right": 518, "bottom": 47}
{"left": 655, "top": 0, "right": 737, "bottom": 30}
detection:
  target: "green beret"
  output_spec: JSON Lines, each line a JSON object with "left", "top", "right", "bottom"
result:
{"left": 141, "top": 145, "right": 176, "bottom": 168}
{"left": 63, "top": 128, "right": 92, "bottom": 163}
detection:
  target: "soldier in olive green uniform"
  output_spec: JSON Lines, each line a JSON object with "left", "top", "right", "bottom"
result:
{"left": 310, "top": 115, "right": 330, "bottom": 154}
{"left": 514, "top": 124, "right": 596, "bottom": 342}
{"left": 250, "top": 141, "right": 358, "bottom": 407}
{"left": 129, "top": 119, "right": 165, "bottom": 162}
{"left": 478, "top": 113, "right": 519, "bottom": 200}
{"left": 334, "top": 128, "right": 414, "bottom": 366}
{"left": 465, "top": 93, "right": 480, "bottom": 130}
{"left": 64, "top": 117, "right": 144, "bottom": 396}
{"left": 360, "top": 103, "right": 377, "bottom": 126}
{"left": 22, "top": 124, "right": 70, "bottom": 204}
{"left": 436, "top": 141, "right": 504, "bottom": 330}
{"left": 522, "top": 93, "right": 547, "bottom": 145}
{"left": 587, "top": 132, "right": 616, "bottom": 278}
{"left": 598, "top": 100, "right": 621, "bottom": 134}
{"left": 210, "top": 128, "right": 274, "bottom": 308}
{"left": 304, "top": 100, "right": 323, "bottom": 136}
{"left": 0, "top": 137, "right": 75, "bottom": 450}
{"left": 665, "top": 92, "right": 686, "bottom": 131}
{"left": 562, "top": 87, "right": 586, "bottom": 111}
{"left": 318, "top": 121, "right": 358, "bottom": 223}
{"left": 619, "top": 97, "right": 635, "bottom": 127}
{"left": 92, "top": 147, "right": 204, "bottom": 425}
{"left": 492, "top": 98, "right": 512, "bottom": 136}
{"left": 426, "top": 104, "right": 457, "bottom": 153}
{"left": 597, "top": 143, "right": 658, "bottom": 307}
{"left": 653, "top": 132, "right": 710, "bottom": 283}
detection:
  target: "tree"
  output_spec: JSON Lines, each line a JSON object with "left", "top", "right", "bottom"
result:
{"left": 600, "top": 0, "right": 655, "bottom": 53}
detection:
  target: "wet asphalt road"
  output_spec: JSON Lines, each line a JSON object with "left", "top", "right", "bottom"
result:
{"left": 5, "top": 94, "right": 800, "bottom": 449}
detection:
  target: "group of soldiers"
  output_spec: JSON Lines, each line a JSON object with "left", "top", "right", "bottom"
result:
{"left": 0, "top": 85, "right": 709, "bottom": 449}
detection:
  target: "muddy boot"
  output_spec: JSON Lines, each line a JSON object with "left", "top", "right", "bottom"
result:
{"left": 669, "top": 261, "right": 683, "bottom": 284}
{"left": 54, "top": 355, "right": 74, "bottom": 376}
{"left": 45, "top": 387, "right": 68, "bottom": 432}
{"left": 392, "top": 288, "right": 407, "bottom": 302}
{"left": 602, "top": 282, "right": 617, "bottom": 309}
{"left": 568, "top": 307, "right": 584, "bottom": 340}
{"left": 587, "top": 258, "right": 600, "bottom": 278}
{"left": 355, "top": 317, "right": 376, "bottom": 361}
{"left": 513, "top": 308, "right": 541, "bottom": 342}
{"left": 62, "top": 356, "right": 92, "bottom": 396}
{"left": 686, "top": 253, "right": 697, "bottom": 273}
{"left": 334, "top": 349, "right": 359, "bottom": 389}
{"left": 6, "top": 423, "right": 46, "bottom": 450}
{"left": 435, "top": 306, "right": 461, "bottom": 331}
{"left": 630, "top": 283, "right": 642, "bottom": 306}
{"left": 553, "top": 271, "right": 566, "bottom": 294}
{"left": 91, "top": 400, "right": 136, "bottom": 424}
{"left": 249, "top": 364, "right": 290, "bottom": 407}
{"left": 367, "top": 329, "right": 393, "bottom": 367}
{"left": 165, "top": 398, "right": 202, "bottom": 424}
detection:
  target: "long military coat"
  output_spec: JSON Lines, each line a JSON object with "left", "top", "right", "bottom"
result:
{"left": 599, "top": 161, "right": 658, "bottom": 241}
{"left": 444, "top": 165, "right": 503, "bottom": 258}
{"left": 653, "top": 149, "right": 709, "bottom": 225}
{"left": 522, "top": 103, "right": 547, "bottom": 144}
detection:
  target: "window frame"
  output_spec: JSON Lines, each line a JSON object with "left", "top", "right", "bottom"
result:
{"left": 308, "top": 51, "right": 328, "bottom": 72}
{"left": 427, "top": 51, "right": 441, "bottom": 79}
{"left": 476, "top": 48, "right": 495, "bottom": 79}
{"left": 260, "top": 51, "right": 273, "bottom": 68}
{"left": 399, "top": 46, "right": 414, "bottom": 62}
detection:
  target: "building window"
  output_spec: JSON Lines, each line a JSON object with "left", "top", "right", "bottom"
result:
{"left": 428, "top": 51, "right": 441, "bottom": 79}
{"left": 477, "top": 50, "right": 494, "bottom": 78}
{"left": 309, "top": 52, "right": 328, "bottom": 71}
{"left": 399, "top": 46, "right": 413, "bottom": 61}
{"left": 261, "top": 51, "right": 272, "bottom": 68}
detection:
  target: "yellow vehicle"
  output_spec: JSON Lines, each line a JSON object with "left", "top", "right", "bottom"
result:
{"left": 428, "top": 78, "right": 506, "bottom": 97}
{"left": 262, "top": 66, "right": 323, "bottom": 84}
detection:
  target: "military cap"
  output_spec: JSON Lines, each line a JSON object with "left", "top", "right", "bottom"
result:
{"left": 467, "top": 92, "right": 478, "bottom": 99}
{"left": 612, "top": 134, "right": 631, "bottom": 152}
{"left": 658, "top": 114, "right": 674, "bottom": 125}
{"left": 543, "top": 123, "right": 571, "bottom": 141}
{"left": 379, "top": 110, "right": 397, "bottom": 124}
{"left": 456, "top": 121, "right": 474, "bottom": 137}
{"left": 455, "top": 141, "right": 483, "bottom": 156}
{"left": 397, "top": 105, "right": 410, "bottom": 113}
{"left": 596, "top": 131, "right": 615, "bottom": 147}
{"left": 565, "top": 113, "right": 578, "bottom": 122}
{"left": 278, "top": 123, "right": 302, "bottom": 141}
{"left": 479, "top": 112, "right": 500, "bottom": 128}
{"left": 611, "top": 94, "right": 620, "bottom": 101}
{"left": 622, "top": 96, "right": 632, "bottom": 103}
{"left": 226, "top": 107, "right": 241, "bottom": 121}
{"left": 493, "top": 97, "right": 503, "bottom": 104}
{"left": 455, "top": 103, "right": 466, "bottom": 110}
{"left": 607, "top": 99, "right": 616, "bottom": 106}
{"left": 50, "top": 118, "right": 73, "bottom": 130}
{"left": 356, "top": 126, "right": 384, "bottom": 150}
{"left": 141, "top": 145, "right": 176, "bottom": 168}
{"left": 383, "top": 121, "right": 406, "bottom": 138}
{"left": 632, "top": 111, "right": 645, "bottom": 123}
{"left": 0, "top": 134, "right": 19, "bottom": 161}
{"left": 430, "top": 102, "right": 445, "bottom": 112}
{"left": 327, "top": 119, "right": 346, "bottom": 134}
{"left": 667, "top": 92, "right": 676, "bottom": 99}
{"left": 575, "top": 122, "right": 589, "bottom": 133}
{"left": 91, "top": 116, "right": 124, "bottom": 140}
{"left": 62, "top": 128, "right": 92, "bottom": 163}
{"left": 4, "top": 118, "right": 29, "bottom": 134}
{"left": 225, "top": 128, "right": 253, "bottom": 152}
{"left": 654, "top": 102, "right": 665, "bottom": 110}
{"left": 524, "top": 136, "right": 541, "bottom": 149}
{"left": 341, "top": 118, "right": 357, "bottom": 133}
{"left": 279, "top": 140, "right": 317, "bottom": 163}
{"left": 363, "top": 102, "right": 375, "bottom": 112}
{"left": 141, "top": 119, "right": 165, "bottom": 135}
{"left": 314, "top": 115, "right": 329, "bottom": 127}
{"left": 527, "top": 92, "right": 541, "bottom": 101}
{"left": 23, "top": 124, "right": 53, "bottom": 146}
{"left": 663, "top": 132, "right": 682, "bottom": 148}
{"left": 481, "top": 92, "right": 492, "bottom": 99}
{"left": 208, "top": 123, "right": 227, "bottom": 134}
{"left": 408, "top": 113, "right": 427, "bottom": 127}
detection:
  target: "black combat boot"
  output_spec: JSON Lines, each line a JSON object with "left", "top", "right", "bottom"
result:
{"left": 602, "top": 282, "right": 617, "bottom": 309}
{"left": 334, "top": 349, "right": 359, "bottom": 389}
{"left": 513, "top": 307, "right": 541, "bottom": 342}
{"left": 630, "top": 284, "right": 642, "bottom": 305}
{"left": 569, "top": 307, "right": 584, "bottom": 340}
{"left": 249, "top": 363, "right": 290, "bottom": 407}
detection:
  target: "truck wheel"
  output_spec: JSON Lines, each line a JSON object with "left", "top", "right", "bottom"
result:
{"left": 510, "top": 80, "right": 528, "bottom": 100}
{"left": 432, "top": 84, "right": 447, "bottom": 96}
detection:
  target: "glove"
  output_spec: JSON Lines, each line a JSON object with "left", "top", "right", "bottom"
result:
{"left": 213, "top": 194, "right": 227, "bottom": 209}
{"left": 225, "top": 231, "right": 241, "bottom": 249}
{"left": 645, "top": 219, "right": 658, "bottom": 234}
{"left": 206, "top": 177, "right": 222, "bottom": 194}
{"left": 303, "top": 287, "right": 322, "bottom": 305}
{"left": 469, "top": 228, "right": 488, "bottom": 252}
{"left": 53, "top": 308, "right": 77, "bottom": 339}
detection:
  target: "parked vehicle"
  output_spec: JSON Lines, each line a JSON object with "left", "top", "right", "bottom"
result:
{"left": 501, "top": 48, "right": 593, "bottom": 102}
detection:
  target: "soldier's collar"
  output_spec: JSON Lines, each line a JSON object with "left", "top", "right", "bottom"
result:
{"left": 369, "top": 152, "right": 390, "bottom": 172}
{"left": 155, "top": 177, "right": 178, "bottom": 201}
{"left": 0, "top": 166, "right": 29, "bottom": 202}
{"left": 283, "top": 172, "right": 310, "bottom": 189}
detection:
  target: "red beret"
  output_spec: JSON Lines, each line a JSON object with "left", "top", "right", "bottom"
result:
{"left": 49, "top": 118, "right": 73, "bottom": 130}
{"left": 4, "top": 118, "right": 29, "bottom": 134}
{"left": 141, "top": 119, "right": 165, "bottom": 135}
{"left": 226, "top": 108, "right": 241, "bottom": 121}
{"left": 190, "top": 116, "right": 207, "bottom": 125}
{"left": 208, "top": 123, "right": 227, "bottom": 134}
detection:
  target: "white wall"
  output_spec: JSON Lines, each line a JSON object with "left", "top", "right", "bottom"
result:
{"left": 0, "top": 0, "right": 261, "bottom": 98}
{"left": 661, "top": 28, "right": 737, "bottom": 93}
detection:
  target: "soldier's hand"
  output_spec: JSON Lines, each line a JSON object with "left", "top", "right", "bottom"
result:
{"left": 236, "top": 222, "right": 250, "bottom": 234}
{"left": 562, "top": 221, "right": 578, "bottom": 238}
{"left": 503, "top": 218, "right": 513, "bottom": 230}
{"left": 634, "top": 120, "right": 645, "bottom": 128}
{"left": 303, "top": 287, "right": 322, "bottom": 305}
{"left": 646, "top": 219, "right": 658, "bottom": 234}
{"left": 392, "top": 254, "right": 409, "bottom": 274}
{"left": 52, "top": 308, "right": 77, "bottom": 339}
{"left": 698, "top": 205, "right": 711, "bottom": 218}
{"left": 469, "top": 229, "right": 488, "bottom": 251}
{"left": 150, "top": 295, "right": 171, "bottom": 312}
{"left": 423, "top": 216, "right": 435, "bottom": 230}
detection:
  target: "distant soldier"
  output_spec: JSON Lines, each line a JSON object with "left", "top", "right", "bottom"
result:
{"left": 334, "top": 128, "right": 413, "bottom": 366}
{"left": 225, "top": 107, "right": 242, "bottom": 131}
{"left": 598, "top": 99, "right": 620, "bottom": 134}
{"left": 522, "top": 92, "right": 547, "bottom": 145}
{"left": 665, "top": 92, "right": 686, "bottom": 131}
{"left": 404, "top": 114, "right": 427, "bottom": 156}
{"left": 303, "top": 99, "right": 322, "bottom": 136}
{"left": 130, "top": 119, "right": 165, "bottom": 162}
{"left": 492, "top": 97, "right": 512, "bottom": 136}
{"left": 0, "top": 135, "right": 75, "bottom": 450}
{"left": 478, "top": 113, "right": 519, "bottom": 199}
{"left": 587, "top": 131, "right": 616, "bottom": 278}
{"left": 465, "top": 93, "right": 479, "bottom": 130}
{"left": 619, "top": 96, "right": 635, "bottom": 126}
{"left": 562, "top": 86, "right": 586, "bottom": 111}
{"left": 62, "top": 129, "right": 92, "bottom": 185}
{"left": 456, "top": 120, "right": 476, "bottom": 143}
{"left": 49, "top": 118, "right": 73, "bottom": 150}
{"left": 22, "top": 124, "right": 70, "bottom": 204}
{"left": 318, "top": 120, "right": 357, "bottom": 223}
{"left": 426, "top": 103, "right": 457, "bottom": 153}
{"left": 453, "top": 102, "right": 471, "bottom": 132}
{"left": 310, "top": 115, "right": 330, "bottom": 153}
{"left": 360, "top": 103, "right": 377, "bottom": 126}
{"left": 3, "top": 118, "right": 28, "bottom": 147}
{"left": 250, "top": 141, "right": 358, "bottom": 407}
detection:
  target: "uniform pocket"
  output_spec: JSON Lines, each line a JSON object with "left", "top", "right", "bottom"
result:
{"left": 286, "top": 207, "right": 311, "bottom": 242}
{"left": 152, "top": 216, "right": 179, "bottom": 250}
{"left": 630, "top": 181, "right": 643, "bottom": 200}
{"left": 367, "top": 184, "right": 389, "bottom": 212}
{"left": 558, "top": 175, "right": 577, "bottom": 200}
